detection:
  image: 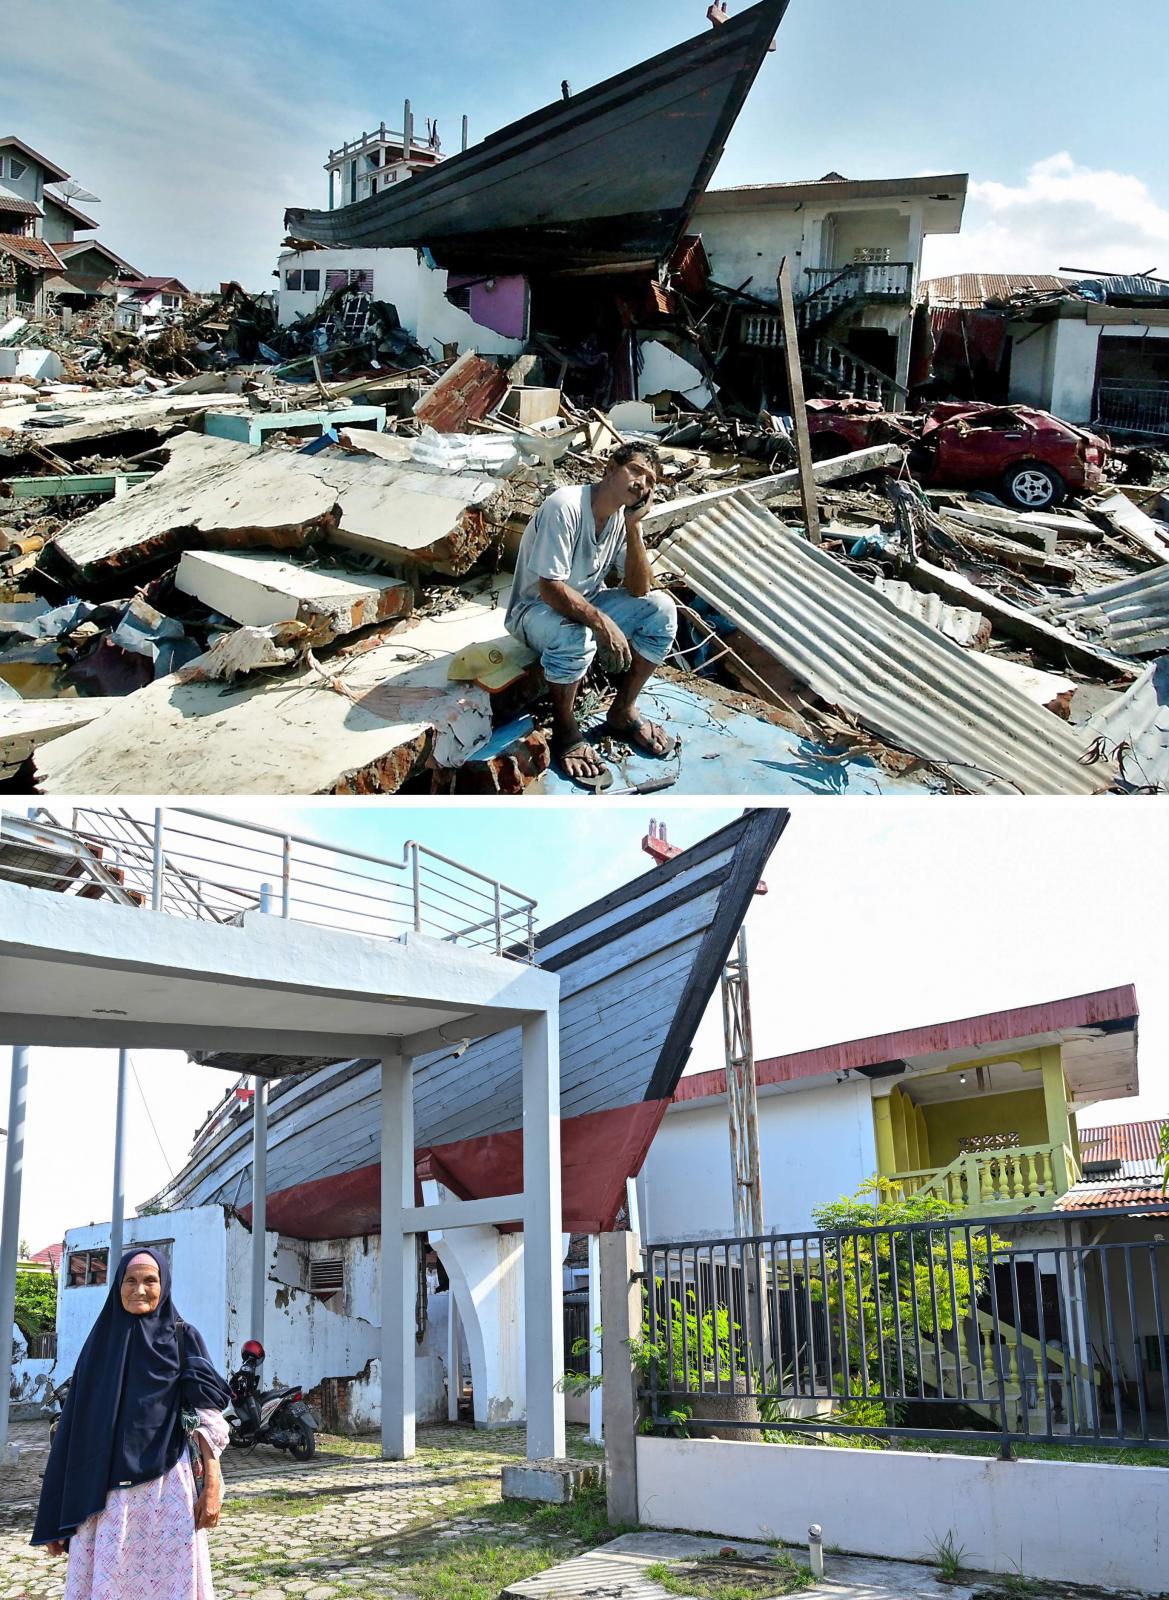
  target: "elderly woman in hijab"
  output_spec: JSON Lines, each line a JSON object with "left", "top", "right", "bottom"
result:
{"left": 32, "top": 1247, "right": 233, "bottom": 1599}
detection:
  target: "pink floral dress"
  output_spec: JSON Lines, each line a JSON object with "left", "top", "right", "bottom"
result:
{"left": 63, "top": 1409, "right": 229, "bottom": 1600}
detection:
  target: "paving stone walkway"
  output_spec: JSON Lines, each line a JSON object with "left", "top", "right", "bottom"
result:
{"left": 0, "top": 1417, "right": 545, "bottom": 1600}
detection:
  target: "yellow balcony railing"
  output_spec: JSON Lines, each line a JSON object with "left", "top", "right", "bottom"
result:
{"left": 888, "top": 1142, "right": 1075, "bottom": 1214}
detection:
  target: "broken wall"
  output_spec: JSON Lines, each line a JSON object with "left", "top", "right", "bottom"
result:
{"left": 275, "top": 246, "right": 526, "bottom": 357}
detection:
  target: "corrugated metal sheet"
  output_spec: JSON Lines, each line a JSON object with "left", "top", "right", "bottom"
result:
{"left": 1083, "top": 658, "right": 1169, "bottom": 791}
{"left": 922, "top": 272, "right": 1169, "bottom": 309}
{"left": 656, "top": 490, "right": 1111, "bottom": 795}
{"left": 871, "top": 578, "right": 990, "bottom": 646}
{"left": 1052, "top": 566, "right": 1169, "bottom": 658}
{"left": 922, "top": 273, "right": 1073, "bottom": 309}
{"left": 1080, "top": 1118, "right": 1167, "bottom": 1169}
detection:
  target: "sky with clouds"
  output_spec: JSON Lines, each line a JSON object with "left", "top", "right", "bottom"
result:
{"left": 4, "top": 0, "right": 1167, "bottom": 290}
{"left": 7, "top": 798, "right": 1167, "bottom": 1249}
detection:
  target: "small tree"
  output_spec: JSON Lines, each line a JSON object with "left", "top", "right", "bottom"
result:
{"left": 808, "top": 1176, "right": 1004, "bottom": 1427}
{"left": 14, "top": 1269, "right": 57, "bottom": 1342}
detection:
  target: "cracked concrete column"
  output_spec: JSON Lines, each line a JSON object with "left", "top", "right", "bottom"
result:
{"left": 381, "top": 1052, "right": 416, "bottom": 1459}
{"left": 600, "top": 1229, "right": 642, "bottom": 1525}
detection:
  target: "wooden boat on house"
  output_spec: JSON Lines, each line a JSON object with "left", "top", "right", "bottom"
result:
{"left": 151, "top": 809, "right": 787, "bottom": 1238}
{"left": 284, "top": 0, "right": 790, "bottom": 276}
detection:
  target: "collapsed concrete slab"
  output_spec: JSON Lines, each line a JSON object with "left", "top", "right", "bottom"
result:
{"left": 0, "top": 696, "right": 119, "bottom": 776}
{"left": 45, "top": 433, "right": 340, "bottom": 589}
{"left": 43, "top": 430, "right": 504, "bottom": 589}
{"left": 33, "top": 580, "right": 526, "bottom": 794}
{"left": 309, "top": 454, "right": 501, "bottom": 576}
{"left": 175, "top": 549, "right": 412, "bottom": 641}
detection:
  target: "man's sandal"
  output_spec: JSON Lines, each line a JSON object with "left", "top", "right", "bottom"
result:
{"left": 602, "top": 716, "right": 673, "bottom": 759}
{"left": 551, "top": 735, "right": 614, "bottom": 792}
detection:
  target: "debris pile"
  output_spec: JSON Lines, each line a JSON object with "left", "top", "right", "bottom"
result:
{"left": 2, "top": 324, "right": 1165, "bottom": 795}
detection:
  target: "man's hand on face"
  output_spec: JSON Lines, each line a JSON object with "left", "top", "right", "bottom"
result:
{"left": 592, "top": 612, "right": 632, "bottom": 674}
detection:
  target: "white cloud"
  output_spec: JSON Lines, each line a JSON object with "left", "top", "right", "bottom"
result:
{"left": 921, "top": 152, "right": 1169, "bottom": 279}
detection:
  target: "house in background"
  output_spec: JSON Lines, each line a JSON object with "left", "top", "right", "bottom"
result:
{"left": 638, "top": 986, "right": 1140, "bottom": 1243}
{"left": 0, "top": 135, "right": 173, "bottom": 328}
{"left": 637, "top": 984, "right": 1167, "bottom": 1434}
{"left": 46, "top": 239, "right": 143, "bottom": 324}
{"left": 113, "top": 275, "right": 193, "bottom": 332}
{"left": 918, "top": 272, "right": 1169, "bottom": 440}
{"left": 691, "top": 172, "right": 968, "bottom": 407}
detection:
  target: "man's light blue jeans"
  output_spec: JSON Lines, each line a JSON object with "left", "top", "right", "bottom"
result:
{"left": 510, "top": 588, "right": 677, "bottom": 686}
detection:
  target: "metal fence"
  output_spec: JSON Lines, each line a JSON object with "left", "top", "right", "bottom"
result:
{"left": 1094, "top": 380, "right": 1169, "bottom": 438}
{"left": 643, "top": 1211, "right": 1169, "bottom": 1454}
{"left": 564, "top": 1289, "right": 591, "bottom": 1377}
{"left": 0, "top": 805, "right": 538, "bottom": 959}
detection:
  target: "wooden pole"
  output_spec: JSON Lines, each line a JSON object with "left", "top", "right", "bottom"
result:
{"left": 776, "top": 256, "right": 821, "bottom": 545}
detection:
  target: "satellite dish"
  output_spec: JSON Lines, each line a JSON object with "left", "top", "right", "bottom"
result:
{"left": 55, "top": 179, "right": 101, "bottom": 204}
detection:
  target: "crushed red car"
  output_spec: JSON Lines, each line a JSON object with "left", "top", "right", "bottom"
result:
{"left": 804, "top": 399, "right": 1109, "bottom": 510}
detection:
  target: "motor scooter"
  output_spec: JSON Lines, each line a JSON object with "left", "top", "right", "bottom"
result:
{"left": 225, "top": 1339, "right": 317, "bottom": 1459}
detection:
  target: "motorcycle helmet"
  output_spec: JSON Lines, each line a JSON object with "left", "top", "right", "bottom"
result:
{"left": 241, "top": 1339, "right": 265, "bottom": 1361}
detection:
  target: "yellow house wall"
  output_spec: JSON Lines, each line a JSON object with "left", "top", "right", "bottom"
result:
{"left": 922, "top": 1088, "right": 1048, "bottom": 1168}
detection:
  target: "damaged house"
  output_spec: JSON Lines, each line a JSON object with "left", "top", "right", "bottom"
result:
{"left": 919, "top": 272, "right": 1169, "bottom": 440}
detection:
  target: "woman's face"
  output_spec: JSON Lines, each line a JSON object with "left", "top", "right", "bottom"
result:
{"left": 120, "top": 1254, "right": 163, "bottom": 1316}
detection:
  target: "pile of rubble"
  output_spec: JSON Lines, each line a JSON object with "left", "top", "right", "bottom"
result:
{"left": 2, "top": 326, "right": 1167, "bottom": 795}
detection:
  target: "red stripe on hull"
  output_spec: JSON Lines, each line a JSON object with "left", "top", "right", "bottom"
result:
{"left": 240, "top": 1100, "right": 668, "bottom": 1241}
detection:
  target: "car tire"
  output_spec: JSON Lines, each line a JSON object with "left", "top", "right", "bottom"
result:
{"left": 288, "top": 1418, "right": 316, "bottom": 1460}
{"left": 1002, "top": 461, "right": 1065, "bottom": 510}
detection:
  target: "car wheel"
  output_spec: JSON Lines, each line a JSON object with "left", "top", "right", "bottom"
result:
{"left": 288, "top": 1419, "right": 316, "bottom": 1460}
{"left": 1002, "top": 461, "right": 1064, "bottom": 510}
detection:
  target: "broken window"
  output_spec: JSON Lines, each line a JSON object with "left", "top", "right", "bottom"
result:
{"left": 67, "top": 1249, "right": 108, "bottom": 1287}
{"left": 853, "top": 246, "right": 891, "bottom": 264}
{"left": 350, "top": 268, "right": 374, "bottom": 294}
{"left": 325, "top": 269, "right": 349, "bottom": 293}
{"left": 302, "top": 268, "right": 320, "bottom": 291}
{"left": 285, "top": 269, "right": 302, "bottom": 291}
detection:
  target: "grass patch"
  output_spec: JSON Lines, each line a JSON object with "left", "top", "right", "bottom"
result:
{"left": 646, "top": 1550, "right": 814, "bottom": 1599}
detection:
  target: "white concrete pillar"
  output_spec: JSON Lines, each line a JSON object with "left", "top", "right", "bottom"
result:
{"left": 446, "top": 1291, "right": 460, "bottom": 1422}
{"left": 109, "top": 1049, "right": 129, "bottom": 1267}
{"left": 381, "top": 1053, "right": 416, "bottom": 1459}
{"left": 251, "top": 1075, "right": 267, "bottom": 1345}
{"left": 0, "top": 1047, "right": 30, "bottom": 1461}
{"left": 522, "top": 1009, "right": 564, "bottom": 1461}
{"left": 587, "top": 1234, "right": 603, "bottom": 1444}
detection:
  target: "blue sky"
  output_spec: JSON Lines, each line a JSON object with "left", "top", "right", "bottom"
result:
{"left": 9, "top": 797, "right": 1168, "bottom": 1247}
{"left": 7, "top": 0, "right": 1168, "bottom": 289}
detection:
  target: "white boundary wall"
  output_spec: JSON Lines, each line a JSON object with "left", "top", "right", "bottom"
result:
{"left": 636, "top": 1436, "right": 1166, "bottom": 1594}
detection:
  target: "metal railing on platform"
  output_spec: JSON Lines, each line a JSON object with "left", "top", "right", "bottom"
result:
{"left": 642, "top": 1211, "right": 1169, "bottom": 1454}
{"left": 0, "top": 805, "right": 537, "bottom": 959}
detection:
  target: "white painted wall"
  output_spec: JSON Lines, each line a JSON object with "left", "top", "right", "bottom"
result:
{"left": 1048, "top": 319, "right": 1102, "bottom": 425}
{"left": 57, "top": 1210, "right": 229, "bottom": 1380}
{"left": 56, "top": 1207, "right": 448, "bottom": 1433}
{"left": 638, "top": 1078, "right": 877, "bottom": 1242}
{"left": 691, "top": 197, "right": 925, "bottom": 307}
{"left": 275, "top": 247, "right": 524, "bottom": 358}
{"left": 424, "top": 1179, "right": 527, "bottom": 1428}
{"left": 637, "top": 1436, "right": 1167, "bottom": 1593}
{"left": 9, "top": 1324, "right": 54, "bottom": 1403}
{"left": 1006, "top": 320, "right": 1055, "bottom": 409}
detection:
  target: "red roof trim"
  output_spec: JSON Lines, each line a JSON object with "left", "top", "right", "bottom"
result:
{"left": 673, "top": 985, "right": 1140, "bottom": 1105}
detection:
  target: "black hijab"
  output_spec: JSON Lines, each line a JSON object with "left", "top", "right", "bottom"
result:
{"left": 32, "top": 1247, "right": 231, "bottom": 1546}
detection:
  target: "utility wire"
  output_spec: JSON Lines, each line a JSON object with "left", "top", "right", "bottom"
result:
{"left": 128, "top": 1053, "right": 176, "bottom": 1178}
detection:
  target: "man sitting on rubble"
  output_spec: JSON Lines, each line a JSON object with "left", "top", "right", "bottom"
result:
{"left": 504, "top": 442, "right": 677, "bottom": 788}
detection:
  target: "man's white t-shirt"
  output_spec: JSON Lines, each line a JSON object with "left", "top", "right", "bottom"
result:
{"left": 505, "top": 486, "right": 627, "bottom": 634}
